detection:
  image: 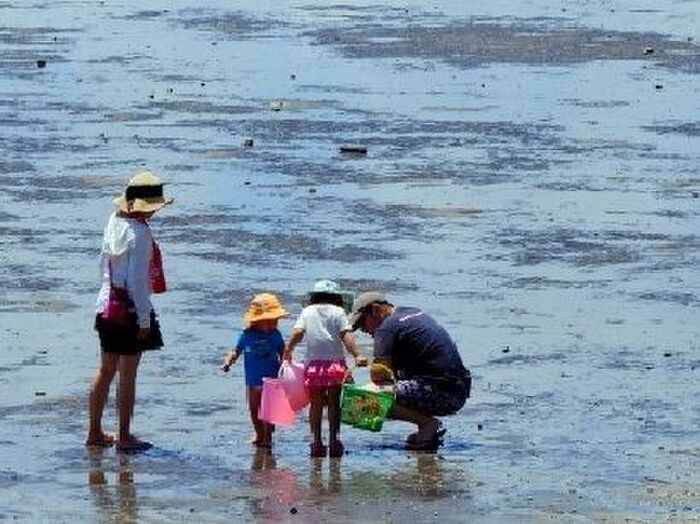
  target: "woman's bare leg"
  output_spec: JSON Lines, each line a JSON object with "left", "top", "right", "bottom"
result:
{"left": 86, "top": 351, "right": 119, "bottom": 445}
{"left": 116, "top": 353, "right": 146, "bottom": 448}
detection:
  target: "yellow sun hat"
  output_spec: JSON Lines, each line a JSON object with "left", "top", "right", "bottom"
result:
{"left": 244, "top": 293, "right": 289, "bottom": 327}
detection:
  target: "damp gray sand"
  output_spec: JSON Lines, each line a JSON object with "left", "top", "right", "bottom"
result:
{"left": 0, "top": 1, "right": 699, "bottom": 522}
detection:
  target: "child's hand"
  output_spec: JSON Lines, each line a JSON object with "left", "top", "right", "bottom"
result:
{"left": 282, "top": 348, "right": 293, "bottom": 361}
{"left": 221, "top": 352, "right": 238, "bottom": 372}
{"left": 354, "top": 355, "right": 368, "bottom": 367}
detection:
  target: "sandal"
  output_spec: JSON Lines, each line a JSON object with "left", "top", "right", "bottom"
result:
{"left": 329, "top": 440, "right": 344, "bottom": 458}
{"left": 405, "top": 438, "right": 443, "bottom": 451}
{"left": 310, "top": 442, "right": 327, "bottom": 458}
{"left": 405, "top": 425, "right": 446, "bottom": 445}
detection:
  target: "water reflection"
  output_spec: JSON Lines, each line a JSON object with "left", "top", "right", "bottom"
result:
{"left": 309, "top": 457, "right": 342, "bottom": 495}
{"left": 87, "top": 448, "right": 138, "bottom": 523}
{"left": 249, "top": 448, "right": 302, "bottom": 520}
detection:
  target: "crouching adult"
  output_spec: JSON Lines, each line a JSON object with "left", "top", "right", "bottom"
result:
{"left": 350, "top": 292, "right": 471, "bottom": 450}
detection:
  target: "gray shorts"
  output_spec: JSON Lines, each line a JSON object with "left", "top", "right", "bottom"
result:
{"left": 395, "top": 378, "right": 467, "bottom": 416}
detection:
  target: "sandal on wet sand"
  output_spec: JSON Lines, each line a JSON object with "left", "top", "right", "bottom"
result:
{"left": 85, "top": 433, "right": 115, "bottom": 448}
{"left": 116, "top": 438, "right": 153, "bottom": 453}
{"left": 405, "top": 438, "right": 444, "bottom": 451}
{"left": 329, "top": 440, "right": 344, "bottom": 458}
{"left": 310, "top": 442, "right": 327, "bottom": 458}
{"left": 405, "top": 424, "right": 446, "bottom": 445}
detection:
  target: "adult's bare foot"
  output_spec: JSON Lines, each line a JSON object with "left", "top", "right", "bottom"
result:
{"left": 85, "top": 432, "right": 115, "bottom": 448}
{"left": 116, "top": 436, "right": 152, "bottom": 452}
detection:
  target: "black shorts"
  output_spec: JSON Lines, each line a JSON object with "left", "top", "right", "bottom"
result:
{"left": 94, "top": 311, "right": 163, "bottom": 355}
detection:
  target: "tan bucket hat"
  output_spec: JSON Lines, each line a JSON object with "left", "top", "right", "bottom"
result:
{"left": 113, "top": 171, "right": 174, "bottom": 214}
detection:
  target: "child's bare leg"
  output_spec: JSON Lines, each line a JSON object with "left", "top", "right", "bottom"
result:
{"left": 308, "top": 388, "right": 325, "bottom": 445}
{"left": 86, "top": 351, "right": 119, "bottom": 445}
{"left": 327, "top": 385, "right": 342, "bottom": 443}
{"left": 247, "top": 386, "right": 266, "bottom": 445}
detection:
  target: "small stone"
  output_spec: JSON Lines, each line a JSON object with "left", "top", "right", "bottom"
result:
{"left": 692, "top": 191, "right": 698, "bottom": 198}
{"left": 644, "top": 47, "right": 654, "bottom": 55}
{"left": 339, "top": 144, "right": 367, "bottom": 154}
{"left": 200, "top": 82, "right": 206, "bottom": 87}
{"left": 270, "top": 101, "right": 284, "bottom": 111}
{"left": 663, "top": 352, "right": 672, "bottom": 357}
{"left": 477, "top": 423, "right": 483, "bottom": 431}
{"left": 290, "top": 73, "right": 296, "bottom": 80}
{"left": 290, "top": 507, "right": 298, "bottom": 514}
{"left": 36, "top": 60, "right": 46, "bottom": 68}
{"left": 244, "top": 181, "right": 251, "bottom": 185}
{"left": 502, "top": 346, "right": 510, "bottom": 353}
{"left": 35, "top": 391, "right": 46, "bottom": 396}
{"left": 655, "top": 84, "right": 663, "bottom": 90}
{"left": 309, "top": 188, "right": 317, "bottom": 193}
{"left": 242, "top": 137, "right": 254, "bottom": 148}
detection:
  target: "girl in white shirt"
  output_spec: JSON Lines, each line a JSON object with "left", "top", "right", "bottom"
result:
{"left": 284, "top": 280, "right": 367, "bottom": 458}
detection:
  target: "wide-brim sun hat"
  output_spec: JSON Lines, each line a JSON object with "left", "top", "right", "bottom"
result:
{"left": 349, "top": 291, "right": 387, "bottom": 330}
{"left": 244, "top": 292, "right": 290, "bottom": 327}
{"left": 311, "top": 279, "right": 343, "bottom": 295}
{"left": 113, "top": 171, "right": 174, "bottom": 214}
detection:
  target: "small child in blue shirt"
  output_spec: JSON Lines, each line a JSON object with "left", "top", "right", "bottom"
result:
{"left": 221, "top": 293, "right": 288, "bottom": 448}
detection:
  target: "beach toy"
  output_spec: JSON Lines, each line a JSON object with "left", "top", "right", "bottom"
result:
{"left": 259, "top": 377, "right": 297, "bottom": 427}
{"left": 279, "top": 361, "right": 309, "bottom": 411}
{"left": 340, "top": 363, "right": 395, "bottom": 432}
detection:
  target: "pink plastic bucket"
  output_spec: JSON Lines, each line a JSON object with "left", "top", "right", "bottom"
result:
{"left": 259, "top": 377, "right": 297, "bottom": 427}
{"left": 280, "top": 361, "right": 309, "bottom": 411}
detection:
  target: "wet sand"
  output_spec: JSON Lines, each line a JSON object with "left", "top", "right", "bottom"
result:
{"left": 1, "top": 1, "right": 699, "bottom": 522}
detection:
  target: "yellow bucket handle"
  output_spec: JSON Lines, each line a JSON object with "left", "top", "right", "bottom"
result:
{"left": 344, "top": 360, "right": 396, "bottom": 385}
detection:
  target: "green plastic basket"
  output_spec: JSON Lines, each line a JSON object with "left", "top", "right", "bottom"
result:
{"left": 340, "top": 384, "right": 395, "bottom": 432}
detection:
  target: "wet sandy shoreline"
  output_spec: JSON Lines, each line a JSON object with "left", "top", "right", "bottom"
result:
{"left": 1, "top": 1, "right": 699, "bottom": 521}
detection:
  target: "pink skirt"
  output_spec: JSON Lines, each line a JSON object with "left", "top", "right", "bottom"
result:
{"left": 304, "top": 359, "right": 347, "bottom": 388}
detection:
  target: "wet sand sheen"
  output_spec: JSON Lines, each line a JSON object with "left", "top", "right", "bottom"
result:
{"left": 0, "top": 1, "right": 698, "bottom": 522}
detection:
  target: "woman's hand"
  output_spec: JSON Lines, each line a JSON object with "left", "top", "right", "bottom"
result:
{"left": 136, "top": 327, "right": 150, "bottom": 341}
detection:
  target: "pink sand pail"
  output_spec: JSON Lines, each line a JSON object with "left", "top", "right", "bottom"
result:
{"left": 280, "top": 361, "right": 309, "bottom": 412}
{"left": 259, "top": 377, "right": 297, "bottom": 427}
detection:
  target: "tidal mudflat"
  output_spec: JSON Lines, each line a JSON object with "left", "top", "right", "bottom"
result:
{"left": 0, "top": 1, "right": 698, "bottom": 522}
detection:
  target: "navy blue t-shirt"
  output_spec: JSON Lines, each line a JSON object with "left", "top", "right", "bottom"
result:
{"left": 373, "top": 307, "right": 469, "bottom": 389}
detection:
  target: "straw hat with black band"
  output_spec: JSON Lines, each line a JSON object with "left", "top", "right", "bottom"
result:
{"left": 113, "top": 171, "right": 174, "bottom": 214}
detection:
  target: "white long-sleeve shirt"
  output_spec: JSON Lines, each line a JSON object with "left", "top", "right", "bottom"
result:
{"left": 95, "top": 212, "right": 153, "bottom": 328}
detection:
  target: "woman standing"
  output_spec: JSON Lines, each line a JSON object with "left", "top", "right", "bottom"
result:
{"left": 86, "top": 171, "right": 172, "bottom": 452}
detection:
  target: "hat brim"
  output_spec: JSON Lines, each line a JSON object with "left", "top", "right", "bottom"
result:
{"left": 349, "top": 311, "right": 363, "bottom": 330}
{"left": 244, "top": 308, "right": 289, "bottom": 328}
{"left": 114, "top": 195, "right": 174, "bottom": 214}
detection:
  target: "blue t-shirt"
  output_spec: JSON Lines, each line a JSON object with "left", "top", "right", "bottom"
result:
{"left": 373, "top": 306, "right": 469, "bottom": 390}
{"left": 236, "top": 328, "right": 284, "bottom": 387}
